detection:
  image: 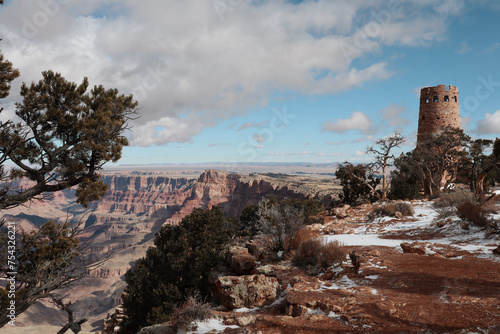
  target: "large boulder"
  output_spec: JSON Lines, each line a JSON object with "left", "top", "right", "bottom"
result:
{"left": 231, "top": 254, "right": 256, "bottom": 275}
{"left": 226, "top": 246, "right": 256, "bottom": 275}
{"left": 214, "top": 274, "right": 281, "bottom": 309}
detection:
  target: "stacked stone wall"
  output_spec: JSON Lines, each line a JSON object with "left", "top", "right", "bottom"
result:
{"left": 417, "top": 84, "right": 460, "bottom": 144}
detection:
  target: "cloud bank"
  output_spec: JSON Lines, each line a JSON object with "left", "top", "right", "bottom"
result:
{"left": 0, "top": 0, "right": 463, "bottom": 146}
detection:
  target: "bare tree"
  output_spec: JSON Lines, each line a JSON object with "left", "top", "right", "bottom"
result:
{"left": 476, "top": 138, "right": 500, "bottom": 202}
{"left": 51, "top": 295, "right": 88, "bottom": 334}
{"left": 256, "top": 197, "right": 305, "bottom": 254}
{"left": 366, "top": 132, "right": 405, "bottom": 200}
{"left": 417, "top": 126, "right": 470, "bottom": 196}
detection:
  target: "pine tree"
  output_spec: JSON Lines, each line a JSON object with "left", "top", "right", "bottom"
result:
{"left": 0, "top": 46, "right": 138, "bottom": 327}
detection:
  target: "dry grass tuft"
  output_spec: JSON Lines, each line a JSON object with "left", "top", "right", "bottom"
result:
{"left": 457, "top": 201, "right": 492, "bottom": 228}
{"left": 370, "top": 202, "right": 414, "bottom": 219}
{"left": 433, "top": 190, "right": 476, "bottom": 219}
{"left": 292, "top": 236, "right": 345, "bottom": 272}
{"left": 170, "top": 294, "right": 214, "bottom": 332}
{"left": 288, "top": 227, "right": 320, "bottom": 251}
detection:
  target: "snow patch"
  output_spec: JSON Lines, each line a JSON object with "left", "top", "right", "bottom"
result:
{"left": 328, "top": 311, "right": 341, "bottom": 319}
{"left": 306, "top": 307, "right": 326, "bottom": 315}
{"left": 181, "top": 318, "right": 239, "bottom": 334}
{"left": 324, "top": 201, "right": 498, "bottom": 259}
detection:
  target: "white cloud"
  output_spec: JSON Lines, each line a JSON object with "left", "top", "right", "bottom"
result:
{"left": 376, "top": 18, "right": 448, "bottom": 46}
{"left": 322, "top": 111, "right": 373, "bottom": 134}
{"left": 476, "top": 110, "right": 500, "bottom": 134}
{"left": 237, "top": 121, "right": 269, "bottom": 132}
{"left": 0, "top": 0, "right": 463, "bottom": 146}
{"left": 208, "top": 142, "right": 230, "bottom": 148}
{"left": 435, "top": 0, "right": 465, "bottom": 15}
{"left": 461, "top": 116, "right": 472, "bottom": 131}
{"left": 380, "top": 103, "right": 411, "bottom": 128}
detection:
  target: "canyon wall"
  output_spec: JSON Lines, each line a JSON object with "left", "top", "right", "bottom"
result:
{"left": 86, "top": 169, "right": 336, "bottom": 226}
{"left": 1, "top": 169, "right": 340, "bottom": 331}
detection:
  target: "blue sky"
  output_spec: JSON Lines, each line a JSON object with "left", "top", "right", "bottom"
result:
{"left": 1, "top": 0, "right": 499, "bottom": 165}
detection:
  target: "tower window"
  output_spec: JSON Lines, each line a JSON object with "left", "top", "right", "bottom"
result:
{"left": 422, "top": 115, "right": 426, "bottom": 120}
{"left": 425, "top": 97, "right": 430, "bottom": 103}
{"left": 433, "top": 95, "right": 438, "bottom": 102}
{"left": 444, "top": 95, "right": 449, "bottom": 102}
{"left": 437, "top": 116, "right": 440, "bottom": 120}
{"left": 453, "top": 96, "right": 457, "bottom": 102}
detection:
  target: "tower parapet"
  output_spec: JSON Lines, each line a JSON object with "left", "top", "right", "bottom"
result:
{"left": 417, "top": 85, "right": 460, "bottom": 145}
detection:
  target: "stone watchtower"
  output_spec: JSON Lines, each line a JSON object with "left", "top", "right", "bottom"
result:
{"left": 417, "top": 85, "right": 460, "bottom": 145}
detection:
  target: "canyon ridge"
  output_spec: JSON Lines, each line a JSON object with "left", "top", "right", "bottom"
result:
{"left": 1, "top": 166, "right": 341, "bottom": 333}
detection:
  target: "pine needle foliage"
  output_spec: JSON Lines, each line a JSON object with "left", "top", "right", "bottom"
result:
{"left": 120, "top": 206, "right": 234, "bottom": 333}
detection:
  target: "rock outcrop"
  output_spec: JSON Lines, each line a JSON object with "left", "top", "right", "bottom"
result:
{"left": 214, "top": 274, "right": 281, "bottom": 309}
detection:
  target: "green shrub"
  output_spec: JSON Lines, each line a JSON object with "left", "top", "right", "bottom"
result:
{"left": 336, "top": 163, "right": 379, "bottom": 205}
{"left": 282, "top": 198, "right": 325, "bottom": 225}
{"left": 120, "top": 206, "right": 234, "bottom": 333}
{"left": 389, "top": 177, "right": 421, "bottom": 200}
{"left": 238, "top": 203, "right": 259, "bottom": 237}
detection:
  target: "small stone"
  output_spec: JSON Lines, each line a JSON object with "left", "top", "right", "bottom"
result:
{"left": 492, "top": 246, "right": 500, "bottom": 256}
{"left": 400, "top": 242, "right": 426, "bottom": 255}
{"left": 236, "top": 315, "right": 256, "bottom": 326}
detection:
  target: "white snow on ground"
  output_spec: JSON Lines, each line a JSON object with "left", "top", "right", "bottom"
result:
{"left": 325, "top": 201, "right": 498, "bottom": 258}
{"left": 306, "top": 307, "right": 326, "bottom": 315}
{"left": 318, "top": 275, "right": 359, "bottom": 291}
{"left": 181, "top": 318, "right": 239, "bottom": 334}
{"left": 326, "top": 234, "right": 406, "bottom": 247}
{"left": 234, "top": 307, "right": 259, "bottom": 313}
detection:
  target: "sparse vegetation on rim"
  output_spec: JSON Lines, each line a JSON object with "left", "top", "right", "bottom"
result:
{"left": 433, "top": 190, "right": 476, "bottom": 220}
{"left": 292, "top": 237, "right": 345, "bottom": 271}
{"left": 169, "top": 294, "right": 214, "bottom": 332}
{"left": 370, "top": 202, "right": 415, "bottom": 219}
